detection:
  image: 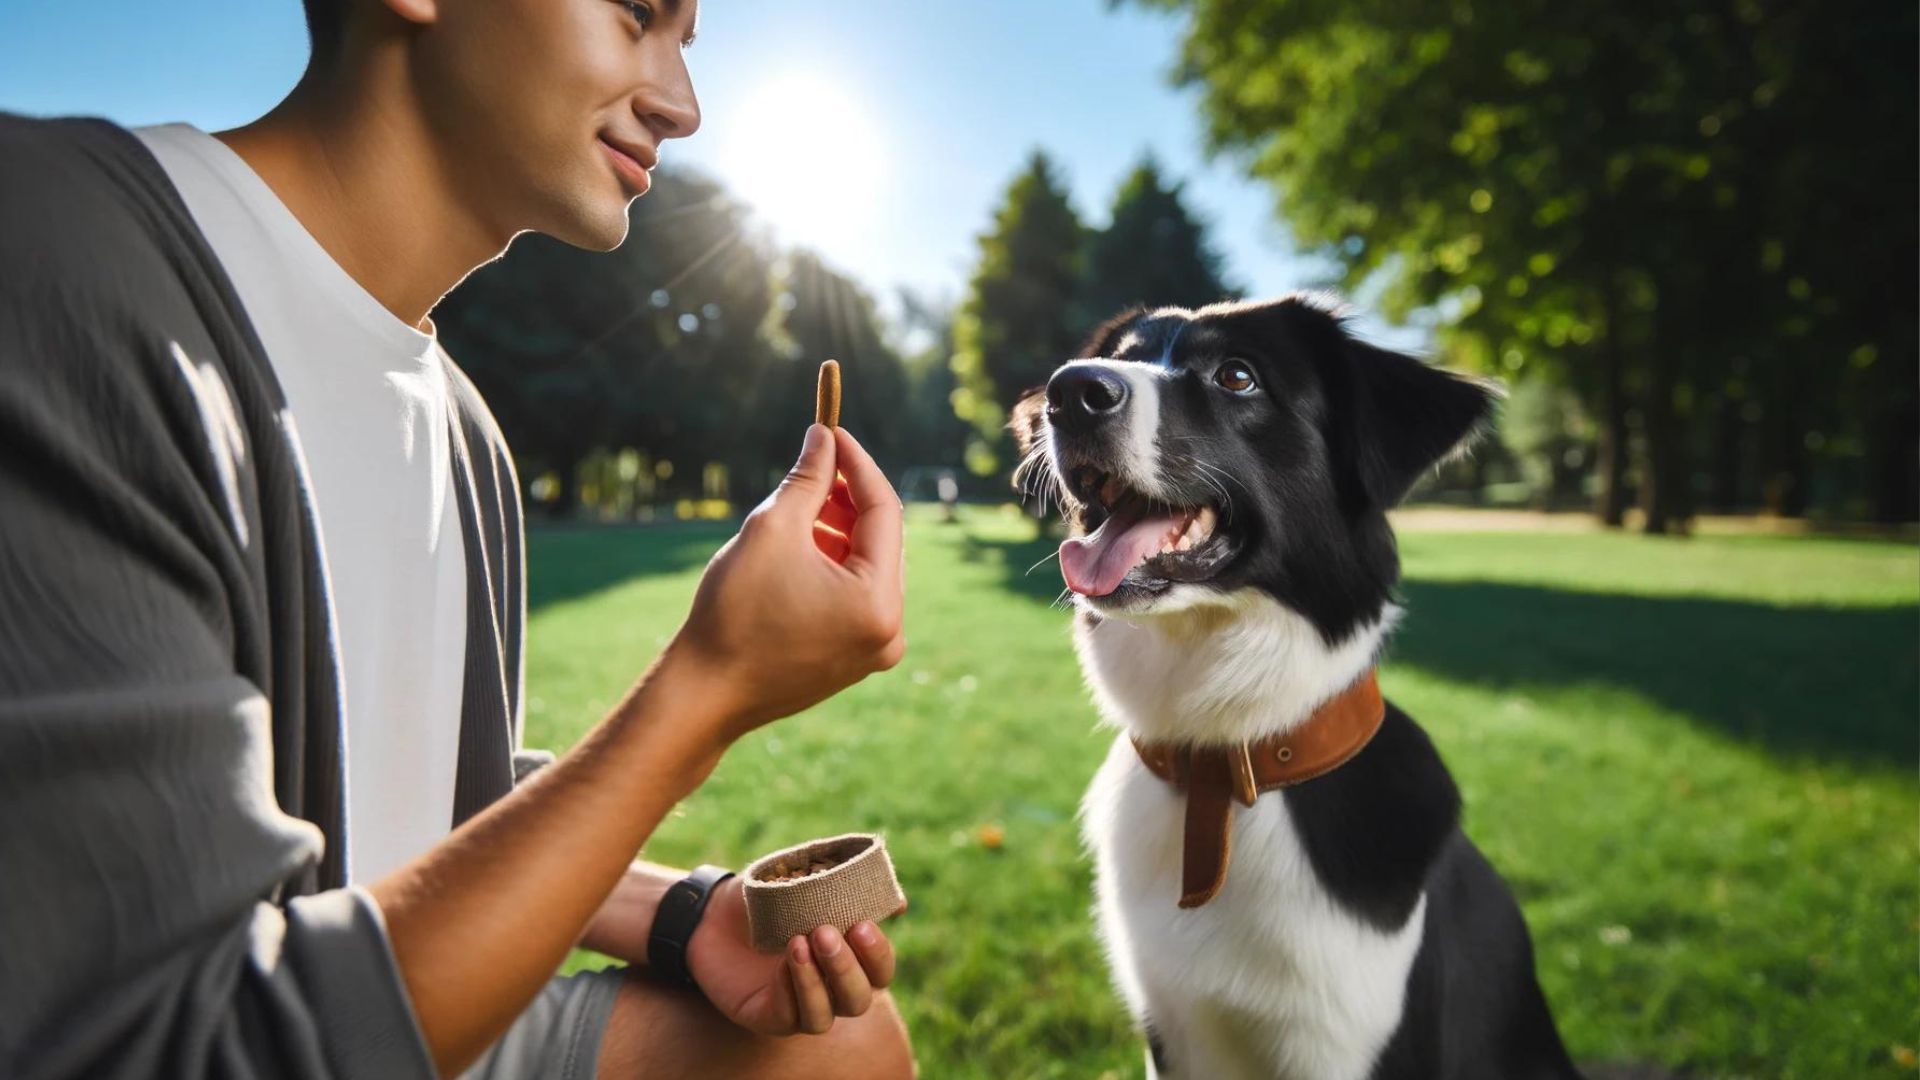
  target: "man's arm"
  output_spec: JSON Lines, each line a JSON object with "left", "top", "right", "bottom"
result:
{"left": 370, "top": 424, "right": 905, "bottom": 1075}
{"left": 0, "top": 288, "right": 898, "bottom": 1080}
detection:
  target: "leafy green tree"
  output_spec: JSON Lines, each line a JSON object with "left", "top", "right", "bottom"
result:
{"left": 1080, "top": 155, "right": 1235, "bottom": 322}
{"left": 436, "top": 167, "right": 778, "bottom": 513}
{"left": 894, "top": 288, "right": 971, "bottom": 473}
{"left": 1130, "top": 0, "right": 1917, "bottom": 527}
{"left": 746, "top": 250, "right": 913, "bottom": 499}
{"left": 1500, "top": 376, "right": 1592, "bottom": 509}
{"left": 950, "top": 151, "right": 1087, "bottom": 474}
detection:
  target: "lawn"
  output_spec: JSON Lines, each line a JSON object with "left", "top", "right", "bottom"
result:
{"left": 526, "top": 506, "right": 1918, "bottom": 1079}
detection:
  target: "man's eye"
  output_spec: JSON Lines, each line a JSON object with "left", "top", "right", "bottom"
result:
{"left": 1214, "top": 362, "right": 1257, "bottom": 394}
{"left": 616, "top": 0, "right": 654, "bottom": 30}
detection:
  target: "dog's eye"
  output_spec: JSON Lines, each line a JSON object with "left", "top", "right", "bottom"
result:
{"left": 1214, "top": 362, "right": 1257, "bottom": 394}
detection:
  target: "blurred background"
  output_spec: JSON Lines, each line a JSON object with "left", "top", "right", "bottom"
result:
{"left": 4, "top": 1, "right": 1915, "bottom": 1077}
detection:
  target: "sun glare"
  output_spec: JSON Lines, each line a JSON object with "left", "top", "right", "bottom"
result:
{"left": 717, "top": 73, "right": 887, "bottom": 258}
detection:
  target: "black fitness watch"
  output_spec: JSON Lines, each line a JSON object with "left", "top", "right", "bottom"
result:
{"left": 646, "top": 864, "right": 736, "bottom": 987}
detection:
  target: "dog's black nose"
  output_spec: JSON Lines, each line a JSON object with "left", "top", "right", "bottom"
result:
{"left": 1047, "top": 366, "right": 1129, "bottom": 429}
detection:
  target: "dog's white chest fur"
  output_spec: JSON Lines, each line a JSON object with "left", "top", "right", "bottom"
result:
{"left": 1075, "top": 598, "right": 1424, "bottom": 1080}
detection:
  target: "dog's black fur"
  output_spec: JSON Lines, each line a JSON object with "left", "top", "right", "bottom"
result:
{"left": 1014, "top": 296, "right": 1583, "bottom": 1080}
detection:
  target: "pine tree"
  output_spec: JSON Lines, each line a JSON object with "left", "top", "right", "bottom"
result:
{"left": 949, "top": 151, "right": 1086, "bottom": 474}
{"left": 1081, "top": 156, "right": 1233, "bottom": 325}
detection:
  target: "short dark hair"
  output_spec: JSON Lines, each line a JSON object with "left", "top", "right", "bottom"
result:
{"left": 301, "top": 0, "right": 349, "bottom": 63}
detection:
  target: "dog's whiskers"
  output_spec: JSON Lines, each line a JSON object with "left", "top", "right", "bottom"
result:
{"left": 1012, "top": 435, "right": 1071, "bottom": 520}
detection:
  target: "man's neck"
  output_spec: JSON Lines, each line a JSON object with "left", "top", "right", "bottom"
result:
{"left": 216, "top": 61, "right": 508, "bottom": 332}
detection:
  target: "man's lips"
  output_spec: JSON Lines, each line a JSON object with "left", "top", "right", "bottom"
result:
{"left": 599, "top": 136, "right": 657, "bottom": 192}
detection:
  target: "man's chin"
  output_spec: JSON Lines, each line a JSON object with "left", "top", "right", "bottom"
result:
{"left": 541, "top": 199, "right": 633, "bottom": 253}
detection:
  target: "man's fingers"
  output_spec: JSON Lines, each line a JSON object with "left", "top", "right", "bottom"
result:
{"left": 846, "top": 921, "right": 896, "bottom": 990}
{"left": 832, "top": 427, "right": 902, "bottom": 584}
{"left": 819, "top": 478, "right": 857, "bottom": 535}
{"left": 788, "top": 936, "right": 835, "bottom": 1035}
{"left": 811, "top": 925, "right": 874, "bottom": 1017}
{"left": 813, "top": 522, "right": 852, "bottom": 563}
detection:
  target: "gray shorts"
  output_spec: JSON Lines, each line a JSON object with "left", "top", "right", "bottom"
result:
{"left": 460, "top": 967, "right": 628, "bottom": 1080}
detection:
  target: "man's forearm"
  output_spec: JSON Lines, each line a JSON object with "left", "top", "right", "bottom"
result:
{"left": 579, "top": 860, "right": 687, "bottom": 962}
{"left": 369, "top": 645, "right": 737, "bottom": 1077}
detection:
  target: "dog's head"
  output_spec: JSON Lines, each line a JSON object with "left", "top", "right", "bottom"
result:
{"left": 1012, "top": 295, "right": 1498, "bottom": 642}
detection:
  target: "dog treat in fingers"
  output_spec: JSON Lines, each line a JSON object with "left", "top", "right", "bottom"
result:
{"left": 815, "top": 359, "right": 841, "bottom": 428}
{"left": 742, "top": 833, "right": 907, "bottom": 953}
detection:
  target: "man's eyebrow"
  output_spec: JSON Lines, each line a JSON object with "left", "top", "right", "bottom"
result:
{"left": 660, "top": 0, "right": 699, "bottom": 47}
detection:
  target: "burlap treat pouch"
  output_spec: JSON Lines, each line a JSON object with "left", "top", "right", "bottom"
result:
{"left": 742, "top": 833, "right": 907, "bottom": 953}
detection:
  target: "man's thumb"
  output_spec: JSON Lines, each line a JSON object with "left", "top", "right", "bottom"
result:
{"left": 779, "top": 423, "right": 836, "bottom": 502}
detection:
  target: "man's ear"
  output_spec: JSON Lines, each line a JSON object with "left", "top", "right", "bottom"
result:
{"left": 376, "top": 0, "right": 437, "bottom": 26}
{"left": 379, "top": 0, "right": 439, "bottom": 27}
{"left": 1076, "top": 307, "right": 1148, "bottom": 359}
{"left": 1341, "top": 336, "right": 1502, "bottom": 508}
{"left": 1008, "top": 386, "right": 1048, "bottom": 458}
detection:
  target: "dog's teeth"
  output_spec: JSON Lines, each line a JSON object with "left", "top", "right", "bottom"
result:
{"left": 1172, "top": 509, "right": 1207, "bottom": 551}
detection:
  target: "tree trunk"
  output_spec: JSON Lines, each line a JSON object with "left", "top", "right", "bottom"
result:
{"left": 1469, "top": 449, "right": 1490, "bottom": 506}
{"left": 1594, "top": 280, "right": 1630, "bottom": 527}
{"left": 550, "top": 456, "right": 582, "bottom": 520}
{"left": 1760, "top": 362, "right": 1810, "bottom": 518}
{"left": 1550, "top": 449, "right": 1582, "bottom": 509}
{"left": 1867, "top": 371, "right": 1919, "bottom": 524}
{"left": 1709, "top": 389, "right": 1743, "bottom": 513}
{"left": 1638, "top": 338, "right": 1691, "bottom": 536}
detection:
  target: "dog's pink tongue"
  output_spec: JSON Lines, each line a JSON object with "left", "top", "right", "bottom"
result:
{"left": 1061, "top": 511, "right": 1180, "bottom": 596}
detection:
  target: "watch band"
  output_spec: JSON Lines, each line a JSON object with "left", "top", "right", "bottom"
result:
{"left": 647, "top": 864, "right": 735, "bottom": 987}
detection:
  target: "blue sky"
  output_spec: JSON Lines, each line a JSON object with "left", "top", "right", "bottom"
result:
{"left": 0, "top": 1, "right": 1407, "bottom": 340}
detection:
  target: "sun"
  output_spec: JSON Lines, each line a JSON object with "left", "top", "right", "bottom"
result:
{"left": 717, "top": 72, "right": 887, "bottom": 258}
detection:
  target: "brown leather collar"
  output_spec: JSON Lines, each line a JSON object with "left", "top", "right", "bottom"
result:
{"left": 1131, "top": 670, "right": 1385, "bottom": 908}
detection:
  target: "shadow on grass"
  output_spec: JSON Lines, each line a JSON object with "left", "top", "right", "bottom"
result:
{"left": 961, "top": 525, "right": 1918, "bottom": 767}
{"left": 527, "top": 521, "right": 737, "bottom": 614}
{"left": 1394, "top": 579, "right": 1917, "bottom": 766}
{"left": 958, "top": 521, "right": 1072, "bottom": 605}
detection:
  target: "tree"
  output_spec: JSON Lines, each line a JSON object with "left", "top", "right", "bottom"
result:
{"left": 436, "top": 167, "right": 778, "bottom": 514}
{"left": 1500, "top": 376, "right": 1592, "bottom": 509}
{"left": 1129, "top": 0, "right": 1918, "bottom": 527}
{"left": 894, "top": 288, "right": 972, "bottom": 473}
{"left": 746, "top": 250, "right": 914, "bottom": 499}
{"left": 1080, "top": 155, "right": 1235, "bottom": 323}
{"left": 950, "top": 151, "right": 1086, "bottom": 474}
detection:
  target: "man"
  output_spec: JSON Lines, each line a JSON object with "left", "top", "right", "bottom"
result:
{"left": 0, "top": 0, "right": 916, "bottom": 1077}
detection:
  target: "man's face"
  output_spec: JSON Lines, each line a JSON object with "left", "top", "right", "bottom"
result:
{"left": 414, "top": 0, "right": 702, "bottom": 250}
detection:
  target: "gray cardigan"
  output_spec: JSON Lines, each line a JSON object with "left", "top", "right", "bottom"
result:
{"left": 0, "top": 114, "right": 532, "bottom": 1079}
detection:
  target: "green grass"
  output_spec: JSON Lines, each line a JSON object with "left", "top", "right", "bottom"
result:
{"left": 525, "top": 508, "right": 1919, "bottom": 1079}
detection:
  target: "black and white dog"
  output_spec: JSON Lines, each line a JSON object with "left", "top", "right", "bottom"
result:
{"left": 1011, "top": 296, "right": 1583, "bottom": 1080}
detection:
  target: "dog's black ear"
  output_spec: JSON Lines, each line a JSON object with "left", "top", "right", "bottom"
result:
{"left": 1008, "top": 385, "right": 1048, "bottom": 458}
{"left": 1076, "top": 307, "right": 1148, "bottom": 359}
{"left": 1341, "top": 335, "right": 1501, "bottom": 508}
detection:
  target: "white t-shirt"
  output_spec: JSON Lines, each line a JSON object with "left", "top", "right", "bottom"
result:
{"left": 137, "top": 124, "right": 469, "bottom": 885}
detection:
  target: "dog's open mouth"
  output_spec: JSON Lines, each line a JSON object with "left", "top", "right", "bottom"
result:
{"left": 1059, "top": 466, "right": 1233, "bottom": 598}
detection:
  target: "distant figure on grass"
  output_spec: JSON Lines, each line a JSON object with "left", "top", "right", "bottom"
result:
{"left": 0, "top": 1, "right": 914, "bottom": 1078}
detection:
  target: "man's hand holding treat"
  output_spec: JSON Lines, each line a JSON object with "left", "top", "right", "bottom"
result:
{"left": 675, "top": 418, "right": 906, "bottom": 734}
{"left": 576, "top": 363, "right": 906, "bottom": 1032}
{"left": 371, "top": 404, "right": 906, "bottom": 1074}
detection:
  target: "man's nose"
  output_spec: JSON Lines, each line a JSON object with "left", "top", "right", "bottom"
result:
{"left": 1046, "top": 365, "right": 1129, "bottom": 434}
{"left": 638, "top": 57, "right": 702, "bottom": 140}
